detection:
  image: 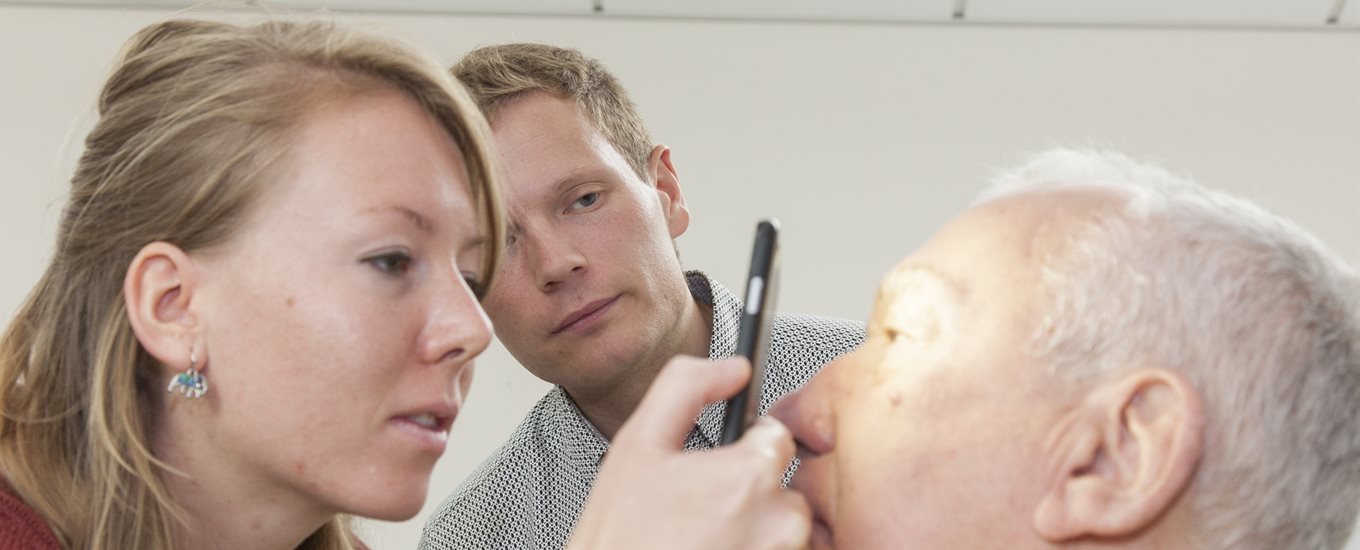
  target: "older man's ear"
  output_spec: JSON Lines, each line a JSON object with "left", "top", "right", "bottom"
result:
{"left": 1032, "top": 369, "right": 1205, "bottom": 541}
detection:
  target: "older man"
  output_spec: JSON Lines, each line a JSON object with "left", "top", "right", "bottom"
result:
{"left": 773, "top": 149, "right": 1360, "bottom": 549}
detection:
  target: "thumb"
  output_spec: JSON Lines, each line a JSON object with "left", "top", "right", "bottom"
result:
{"left": 615, "top": 356, "right": 750, "bottom": 451}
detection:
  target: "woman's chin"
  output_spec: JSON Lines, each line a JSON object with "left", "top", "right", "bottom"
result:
{"left": 340, "top": 480, "right": 430, "bottom": 521}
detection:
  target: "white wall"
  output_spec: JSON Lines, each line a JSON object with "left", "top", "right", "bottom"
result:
{"left": 2, "top": 5, "right": 1357, "bottom": 549}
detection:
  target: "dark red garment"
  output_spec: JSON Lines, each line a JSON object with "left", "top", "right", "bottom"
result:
{"left": 0, "top": 478, "right": 378, "bottom": 550}
{"left": 0, "top": 481, "right": 61, "bottom": 550}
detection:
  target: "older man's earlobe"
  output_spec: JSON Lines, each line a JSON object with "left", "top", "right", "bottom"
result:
{"left": 1033, "top": 369, "right": 1204, "bottom": 541}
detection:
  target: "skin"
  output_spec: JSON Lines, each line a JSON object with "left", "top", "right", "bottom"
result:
{"left": 771, "top": 187, "right": 1204, "bottom": 549}
{"left": 569, "top": 357, "right": 812, "bottom": 550}
{"left": 480, "top": 92, "right": 710, "bottom": 438}
{"left": 126, "top": 89, "right": 491, "bottom": 549}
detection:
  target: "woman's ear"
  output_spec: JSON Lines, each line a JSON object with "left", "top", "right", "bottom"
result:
{"left": 1033, "top": 369, "right": 1204, "bottom": 541}
{"left": 124, "top": 241, "right": 203, "bottom": 370}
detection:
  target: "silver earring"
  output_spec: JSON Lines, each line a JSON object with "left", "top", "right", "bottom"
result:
{"left": 167, "top": 349, "right": 208, "bottom": 399}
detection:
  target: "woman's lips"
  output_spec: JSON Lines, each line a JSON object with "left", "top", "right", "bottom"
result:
{"left": 389, "top": 404, "right": 457, "bottom": 453}
{"left": 390, "top": 416, "right": 449, "bottom": 453}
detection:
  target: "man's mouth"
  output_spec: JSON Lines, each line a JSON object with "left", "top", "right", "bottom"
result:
{"left": 553, "top": 295, "right": 620, "bottom": 334}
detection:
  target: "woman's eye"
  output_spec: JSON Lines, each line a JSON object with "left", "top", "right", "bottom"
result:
{"left": 572, "top": 192, "right": 600, "bottom": 210}
{"left": 365, "top": 252, "right": 412, "bottom": 275}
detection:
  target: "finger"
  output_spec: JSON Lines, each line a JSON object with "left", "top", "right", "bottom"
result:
{"left": 771, "top": 490, "right": 812, "bottom": 550}
{"left": 735, "top": 416, "right": 798, "bottom": 470}
{"left": 740, "top": 488, "right": 813, "bottom": 550}
{"left": 617, "top": 356, "right": 750, "bottom": 450}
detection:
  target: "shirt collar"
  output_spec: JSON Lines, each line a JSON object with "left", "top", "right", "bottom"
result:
{"left": 686, "top": 270, "right": 742, "bottom": 448}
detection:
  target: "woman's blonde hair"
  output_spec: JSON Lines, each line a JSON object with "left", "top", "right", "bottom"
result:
{"left": 0, "top": 16, "right": 503, "bottom": 550}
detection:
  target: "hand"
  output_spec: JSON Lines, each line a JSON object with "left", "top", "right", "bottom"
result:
{"left": 567, "top": 356, "right": 810, "bottom": 550}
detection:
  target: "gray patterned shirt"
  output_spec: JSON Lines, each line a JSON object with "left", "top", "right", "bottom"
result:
{"left": 419, "top": 271, "right": 865, "bottom": 550}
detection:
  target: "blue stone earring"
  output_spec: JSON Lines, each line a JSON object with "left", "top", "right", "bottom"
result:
{"left": 167, "top": 350, "right": 208, "bottom": 399}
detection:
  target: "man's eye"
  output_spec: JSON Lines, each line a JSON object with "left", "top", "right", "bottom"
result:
{"left": 463, "top": 273, "right": 485, "bottom": 297}
{"left": 365, "top": 252, "right": 412, "bottom": 275}
{"left": 572, "top": 192, "right": 600, "bottom": 209}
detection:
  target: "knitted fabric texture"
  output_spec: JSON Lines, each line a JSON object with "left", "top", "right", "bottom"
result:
{"left": 420, "top": 271, "right": 865, "bottom": 549}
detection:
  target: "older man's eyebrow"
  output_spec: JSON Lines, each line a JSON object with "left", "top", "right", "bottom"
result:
{"left": 888, "top": 263, "right": 969, "bottom": 301}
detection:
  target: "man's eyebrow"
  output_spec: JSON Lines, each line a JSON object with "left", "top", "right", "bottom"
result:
{"left": 552, "top": 166, "right": 609, "bottom": 192}
{"left": 888, "top": 262, "right": 969, "bottom": 300}
{"left": 364, "top": 205, "right": 435, "bottom": 234}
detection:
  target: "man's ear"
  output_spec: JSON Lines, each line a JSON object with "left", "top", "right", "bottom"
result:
{"left": 1033, "top": 369, "right": 1204, "bottom": 541}
{"left": 647, "top": 145, "right": 689, "bottom": 239}
{"left": 123, "top": 241, "right": 203, "bottom": 372}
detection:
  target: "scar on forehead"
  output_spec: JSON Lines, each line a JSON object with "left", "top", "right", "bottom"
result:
{"left": 874, "top": 263, "right": 965, "bottom": 346}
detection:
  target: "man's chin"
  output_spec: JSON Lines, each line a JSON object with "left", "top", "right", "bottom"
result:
{"left": 525, "top": 354, "right": 633, "bottom": 390}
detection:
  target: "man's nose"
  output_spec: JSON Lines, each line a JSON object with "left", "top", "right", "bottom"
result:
{"left": 524, "top": 227, "right": 587, "bottom": 292}
{"left": 771, "top": 360, "right": 840, "bottom": 457}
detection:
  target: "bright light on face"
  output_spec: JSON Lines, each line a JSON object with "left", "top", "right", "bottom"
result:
{"left": 872, "top": 262, "right": 963, "bottom": 353}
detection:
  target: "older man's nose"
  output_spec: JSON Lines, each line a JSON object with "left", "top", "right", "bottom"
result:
{"left": 771, "top": 363, "right": 839, "bottom": 457}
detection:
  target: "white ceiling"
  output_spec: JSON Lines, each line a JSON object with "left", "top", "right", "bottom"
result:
{"left": 967, "top": 0, "right": 1343, "bottom": 27}
{"left": 603, "top": 0, "right": 956, "bottom": 21}
{"left": 14, "top": 0, "right": 1360, "bottom": 28}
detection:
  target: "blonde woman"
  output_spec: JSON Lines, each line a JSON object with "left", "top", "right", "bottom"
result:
{"left": 0, "top": 16, "right": 806, "bottom": 550}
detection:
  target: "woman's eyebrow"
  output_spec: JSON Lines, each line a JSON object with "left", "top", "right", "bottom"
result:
{"left": 364, "top": 204, "right": 436, "bottom": 234}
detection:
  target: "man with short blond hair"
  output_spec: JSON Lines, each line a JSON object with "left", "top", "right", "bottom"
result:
{"left": 419, "top": 44, "right": 864, "bottom": 549}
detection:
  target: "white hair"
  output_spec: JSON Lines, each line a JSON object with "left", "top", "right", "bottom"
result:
{"left": 980, "top": 149, "right": 1360, "bottom": 549}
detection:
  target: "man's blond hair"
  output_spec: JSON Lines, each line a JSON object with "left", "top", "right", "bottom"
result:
{"left": 453, "top": 43, "right": 654, "bottom": 182}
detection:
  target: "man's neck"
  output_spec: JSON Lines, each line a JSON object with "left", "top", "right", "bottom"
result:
{"left": 567, "top": 296, "right": 714, "bottom": 441}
